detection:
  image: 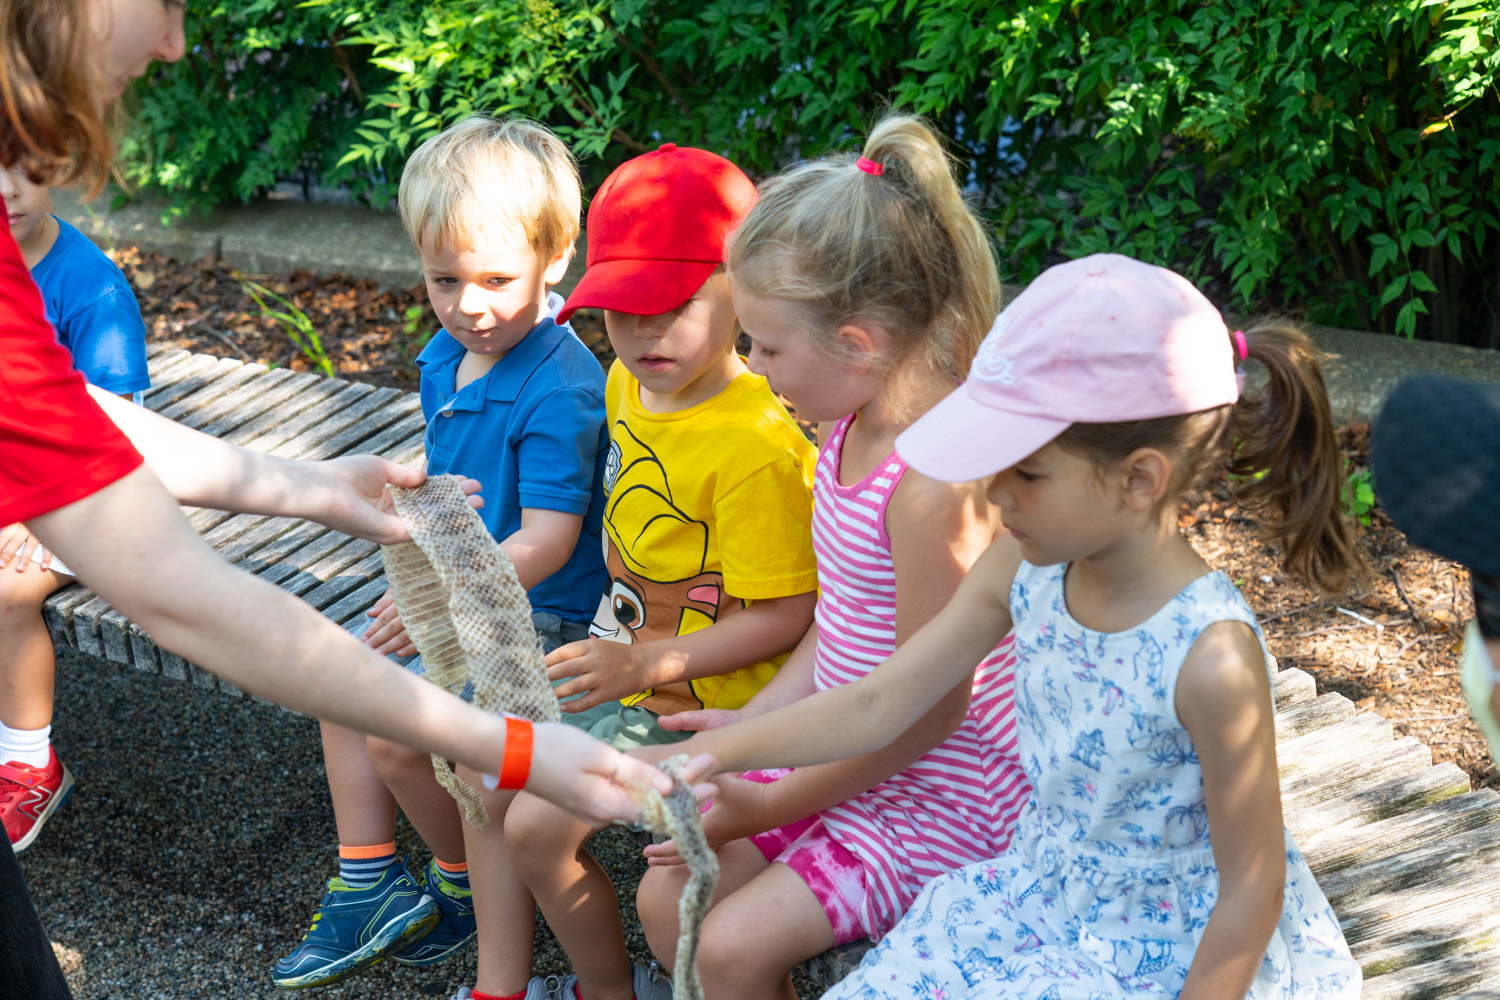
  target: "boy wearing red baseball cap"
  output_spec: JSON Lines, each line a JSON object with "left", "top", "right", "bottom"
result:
{"left": 504, "top": 144, "right": 820, "bottom": 1000}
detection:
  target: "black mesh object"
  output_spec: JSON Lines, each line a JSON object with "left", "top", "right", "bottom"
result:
{"left": 1372, "top": 373, "right": 1500, "bottom": 580}
{"left": 1474, "top": 571, "right": 1500, "bottom": 640}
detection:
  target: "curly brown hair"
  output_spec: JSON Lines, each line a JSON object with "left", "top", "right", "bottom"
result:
{"left": 0, "top": 0, "right": 112, "bottom": 192}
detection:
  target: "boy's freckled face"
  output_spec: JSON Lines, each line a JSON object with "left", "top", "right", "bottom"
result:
{"left": 420, "top": 219, "right": 566, "bottom": 357}
{"left": 0, "top": 167, "right": 53, "bottom": 245}
{"left": 605, "top": 269, "right": 740, "bottom": 405}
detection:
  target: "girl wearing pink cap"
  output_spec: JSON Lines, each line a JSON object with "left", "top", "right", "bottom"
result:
{"left": 670, "top": 253, "right": 1363, "bottom": 999}
{"left": 636, "top": 115, "right": 1030, "bottom": 1000}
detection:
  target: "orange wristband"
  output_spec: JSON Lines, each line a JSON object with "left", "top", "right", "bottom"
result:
{"left": 497, "top": 716, "right": 534, "bottom": 790}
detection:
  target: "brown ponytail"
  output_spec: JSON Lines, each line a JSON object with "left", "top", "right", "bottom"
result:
{"left": 1056, "top": 323, "right": 1364, "bottom": 594}
{"left": 1226, "top": 324, "right": 1364, "bottom": 593}
{"left": 0, "top": 0, "right": 112, "bottom": 193}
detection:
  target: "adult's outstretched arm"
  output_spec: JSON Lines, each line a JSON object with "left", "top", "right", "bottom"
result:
{"left": 28, "top": 464, "right": 670, "bottom": 824}
{"left": 87, "top": 385, "right": 472, "bottom": 545}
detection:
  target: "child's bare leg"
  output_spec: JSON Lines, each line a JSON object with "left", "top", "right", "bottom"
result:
{"left": 368, "top": 734, "right": 467, "bottom": 862}
{"left": 320, "top": 721, "right": 397, "bottom": 845}
{"left": 507, "top": 791, "right": 631, "bottom": 1000}
{"left": 636, "top": 838, "right": 778, "bottom": 971}
{"left": 456, "top": 764, "right": 537, "bottom": 995}
{"left": 695, "top": 864, "right": 834, "bottom": 1000}
{"left": 0, "top": 567, "right": 69, "bottom": 733}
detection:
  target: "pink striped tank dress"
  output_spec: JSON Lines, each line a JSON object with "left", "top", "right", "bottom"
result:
{"left": 806, "top": 414, "right": 1032, "bottom": 941}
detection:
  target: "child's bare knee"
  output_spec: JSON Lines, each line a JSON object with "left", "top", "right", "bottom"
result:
{"left": 637, "top": 866, "right": 689, "bottom": 965}
{"left": 693, "top": 910, "right": 744, "bottom": 978}
{"left": 365, "top": 733, "right": 424, "bottom": 776}
{"left": 503, "top": 791, "right": 583, "bottom": 863}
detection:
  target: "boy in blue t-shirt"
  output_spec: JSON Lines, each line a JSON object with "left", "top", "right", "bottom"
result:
{"left": 273, "top": 115, "right": 609, "bottom": 992}
{"left": 0, "top": 165, "right": 151, "bottom": 852}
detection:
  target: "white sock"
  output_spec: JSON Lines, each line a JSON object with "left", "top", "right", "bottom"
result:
{"left": 0, "top": 721, "right": 51, "bottom": 768}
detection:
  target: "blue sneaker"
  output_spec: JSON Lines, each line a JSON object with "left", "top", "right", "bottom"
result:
{"left": 271, "top": 857, "right": 439, "bottom": 989}
{"left": 391, "top": 859, "right": 477, "bottom": 966}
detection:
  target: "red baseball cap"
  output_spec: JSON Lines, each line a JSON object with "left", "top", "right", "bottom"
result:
{"left": 557, "top": 143, "right": 756, "bottom": 323}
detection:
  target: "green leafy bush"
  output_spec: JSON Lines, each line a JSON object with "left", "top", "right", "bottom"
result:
{"left": 124, "top": 1, "right": 1500, "bottom": 347}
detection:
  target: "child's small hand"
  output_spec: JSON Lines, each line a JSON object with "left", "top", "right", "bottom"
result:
{"left": 545, "top": 639, "right": 657, "bottom": 710}
{"left": 362, "top": 589, "right": 417, "bottom": 657}
{"left": 642, "top": 772, "right": 766, "bottom": 866}
{"left": 0, "top": 522, "right": 48, "bottom": 573}
{"left": 657, "top": 708, "right": 741, "bottom": 733}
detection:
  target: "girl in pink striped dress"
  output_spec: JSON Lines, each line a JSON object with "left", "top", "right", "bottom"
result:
{"left": 636, "top": 114, "right": 1032, "bottom": 1000}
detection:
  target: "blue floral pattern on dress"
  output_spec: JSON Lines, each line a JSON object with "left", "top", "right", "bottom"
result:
{"left": 825, "top": 562, "right": 1361, "bottom": 999}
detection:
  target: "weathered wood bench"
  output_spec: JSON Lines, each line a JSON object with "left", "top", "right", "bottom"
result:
{"left": 44, "top": 348, "right": 1500, "bottom": 999}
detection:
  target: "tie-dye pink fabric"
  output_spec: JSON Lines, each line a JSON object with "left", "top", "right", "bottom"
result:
{"left": 743, "top": 768, "right": 868, "bottom": 944}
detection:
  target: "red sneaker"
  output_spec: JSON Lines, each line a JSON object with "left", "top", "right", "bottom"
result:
{"left": 0, "top": 749, "right": 74, "bottom": 852}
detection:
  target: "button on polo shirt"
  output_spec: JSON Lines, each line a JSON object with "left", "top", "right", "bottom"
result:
{"left": 415, "top": 295, "right": 608, "bottom": 621}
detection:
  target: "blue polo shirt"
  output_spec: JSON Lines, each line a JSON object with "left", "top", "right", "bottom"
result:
{"left": 416, "top": 294, "right": 608, "bottom": 622}
{"left": 30, "top": 217, "right": 150, "bottom": 396}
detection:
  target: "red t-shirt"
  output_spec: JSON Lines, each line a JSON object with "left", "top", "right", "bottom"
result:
{"left": 0, "top": 212, "right": 142, "bottom": 525}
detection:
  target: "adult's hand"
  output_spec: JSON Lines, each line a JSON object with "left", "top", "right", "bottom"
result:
{"left": 304, "top": 456, "right": 480, "bottom": 545}
{"left": 523, "top": 724, "right": 717, "bottom": 827}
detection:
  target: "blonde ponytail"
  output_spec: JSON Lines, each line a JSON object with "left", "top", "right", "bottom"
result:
{"left": 727, "top": 113, "right": 1000, "bottom": 386}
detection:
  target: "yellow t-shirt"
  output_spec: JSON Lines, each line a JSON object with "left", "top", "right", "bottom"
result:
{"left": 590, "top": 360, "right": 818, "bottom": 715}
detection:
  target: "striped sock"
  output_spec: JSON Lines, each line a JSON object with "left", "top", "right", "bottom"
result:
{"left": 434, "top": 857, "right": 470, "bottom": 892}
{"left": 338, "top": 843, "right": 397, "bottom": 887}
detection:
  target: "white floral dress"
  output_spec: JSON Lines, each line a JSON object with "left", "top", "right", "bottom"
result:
{"left": 825, "top": 562, "right": 1361, "bottom": 999}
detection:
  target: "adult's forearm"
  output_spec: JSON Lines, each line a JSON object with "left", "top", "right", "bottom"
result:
{"left": 88, "top": 386, "right": 298, "bottom": 512}
{"left": 32, "top": 466, "right": 500, "bottom": 765}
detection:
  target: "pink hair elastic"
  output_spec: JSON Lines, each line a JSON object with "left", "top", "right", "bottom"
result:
{"left": 856, "top": 156, "right": 884, "bottom": 176}
{"left": 1232, "top": 329, "right": 1248, "bottom": 396}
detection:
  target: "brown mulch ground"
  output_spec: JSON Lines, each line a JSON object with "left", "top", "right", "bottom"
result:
{"left": 110, "top": 247, "right": 1496, "bottom": 793}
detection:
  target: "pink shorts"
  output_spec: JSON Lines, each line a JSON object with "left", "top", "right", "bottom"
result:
{"left": 742, "top": 769, "right": 869, "bottom": 945}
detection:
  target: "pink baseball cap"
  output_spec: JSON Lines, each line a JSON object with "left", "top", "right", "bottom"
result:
{"left": 896, "top": 254, "right": 1239, "bottom": 482}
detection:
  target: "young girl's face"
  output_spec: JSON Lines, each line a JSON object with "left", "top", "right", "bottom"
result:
{"left": 90, "top": 0, "right": 188, "bottom": 100}
{"left": 987, "top": 442, "right": 1130, "bottom": 566}
{"left": 732, "top": 284, "right": 878, "bottom": 423}
{"left": 0, "top": 167, "right": 52, "bottom": 245}
{"left": 606, "top": 269, "right": 741, "bottom": 410}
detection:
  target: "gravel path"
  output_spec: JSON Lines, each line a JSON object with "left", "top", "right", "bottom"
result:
{"left": 22, "top": 647, "right": 681, "bottom": 1000}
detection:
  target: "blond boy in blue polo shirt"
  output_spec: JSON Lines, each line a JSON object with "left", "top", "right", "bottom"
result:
{"left": 274, "top": 115, "right": 607, "bottom": 994}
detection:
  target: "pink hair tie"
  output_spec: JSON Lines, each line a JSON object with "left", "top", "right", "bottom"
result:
{"left": 856, "top": 156, "right": 884, "bottom": 177}
{"left": 1232, "top": 329, "right": 1248, "bottom": 397}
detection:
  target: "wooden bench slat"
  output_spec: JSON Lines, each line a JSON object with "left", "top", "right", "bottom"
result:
{"left": 1274, "top": 691, "right": 1357, "bottom": 741}
{"left": 1271, "top": 666, "right": 1317, "bottom": 710}
{"left": 1280, "top": 738, "right": 1434, "bottom": 812}
{"left": 155, "top": 362, "right": 271, "bottom": 422}
{"left": 143, "top": 355, "right": 245, "bottom": 409}
{"left": 1286, "top": 763, "right": 1472, "bottom": 841}
{"left": 197, "top": 371, "right": 333, "bottom": 439}
{"left": 1360, "top": 937, "right": 1500, "bottom": 999}
{"left": 1320, "top": 819, "right": 1500, "bottom": 905}
{"left": 217, "top": 378, "right": 362, "bottom": 445}
{"left": 1303, "top": 790, "right": 1500, "bottom": 875}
